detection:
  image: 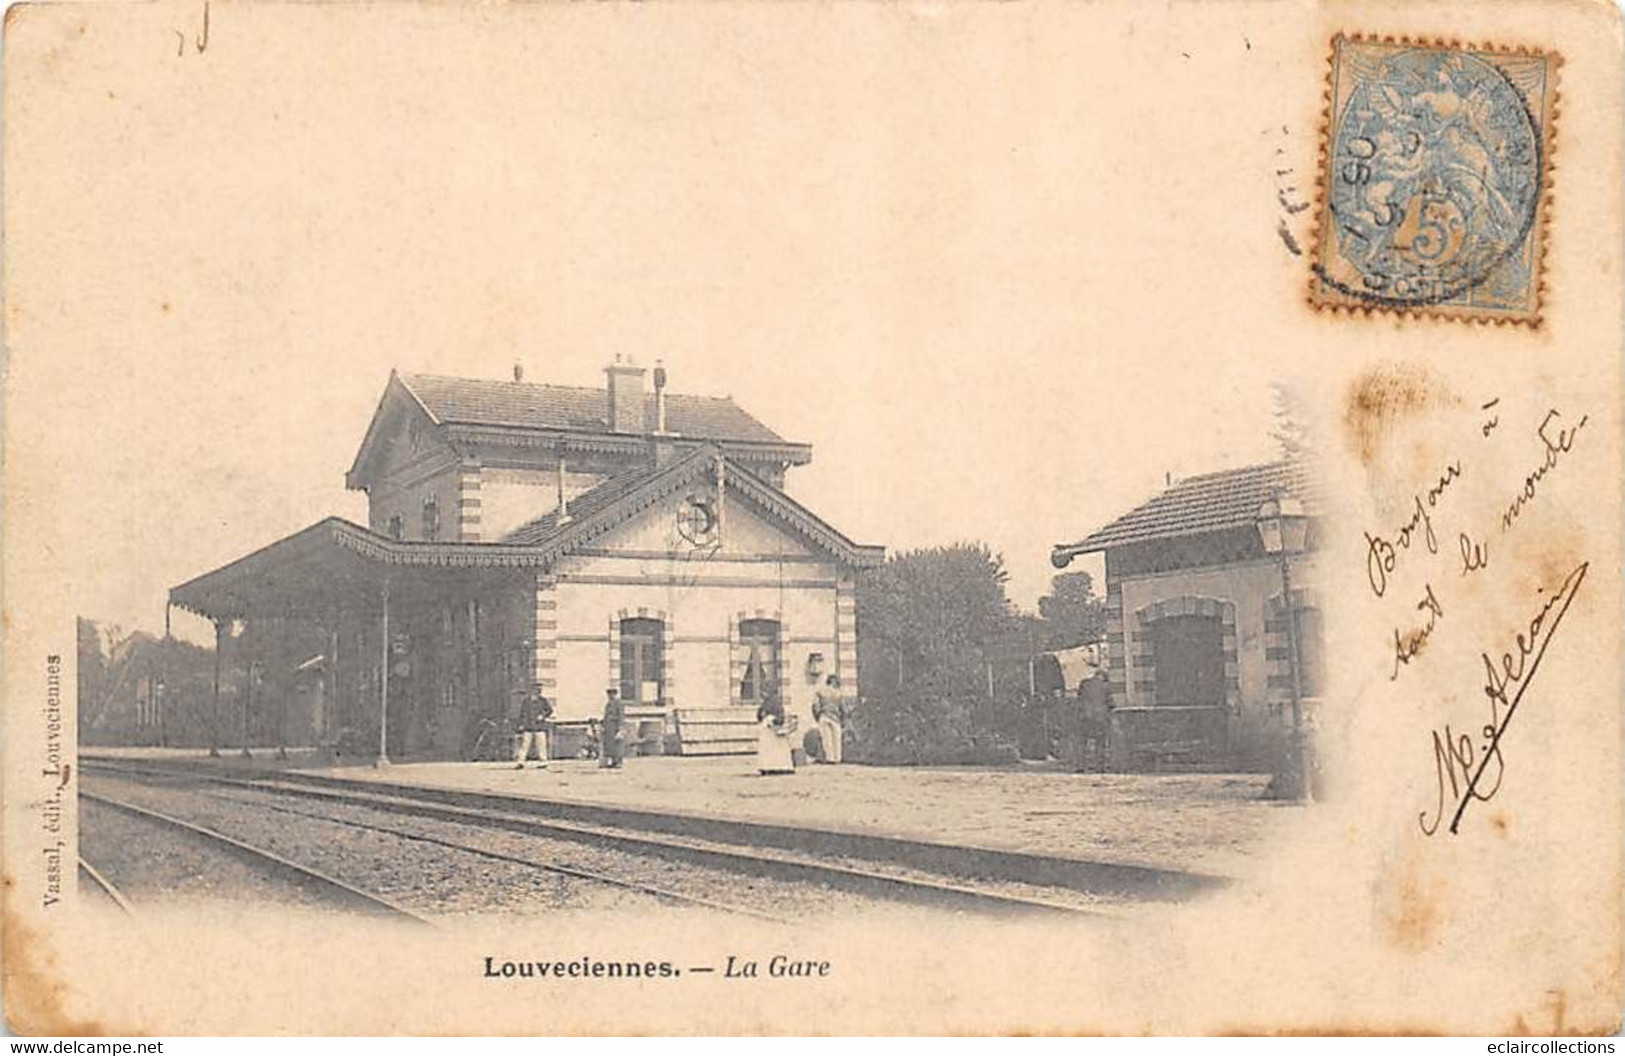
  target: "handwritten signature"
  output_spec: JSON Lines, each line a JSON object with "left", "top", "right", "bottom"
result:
{"left": 1418, "top": 560, "right": 1589, "bottom": 836}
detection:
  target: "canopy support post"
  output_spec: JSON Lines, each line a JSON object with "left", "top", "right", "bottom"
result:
{"left": 275, "top": 617, "right": 289, "bottom": 761}
{"left": 209, "top": 618, "right": 225, "bottom": 758}
{"left": 376, "top": 579, "right": 392, "bottom": 768}
{"left": 325, "top": 618, "right": 340, "bottom": 763}
{"left": 241, "top": 620, "right": 254, "bottom": 759}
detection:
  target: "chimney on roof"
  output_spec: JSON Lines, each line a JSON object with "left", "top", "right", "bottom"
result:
{"left": 605, "top": 354, "right": 647, "bottom": 434}
{"left": 652, "top": 360, "right": 669, "bottom": 434}
{"left": 513, "top": 363, "right": 524, "bottom": 383}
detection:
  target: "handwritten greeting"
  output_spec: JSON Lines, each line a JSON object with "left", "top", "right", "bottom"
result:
{"left": 1357, "top": 400, "right": 1591, "bottom": 836}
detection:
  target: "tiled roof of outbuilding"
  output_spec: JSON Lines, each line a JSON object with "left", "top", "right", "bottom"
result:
{"left": 400, "top": 373, "right": 790, "bottom": 445}
{"left": 1052, "top": 460, "right": 1317, "bottom": 558}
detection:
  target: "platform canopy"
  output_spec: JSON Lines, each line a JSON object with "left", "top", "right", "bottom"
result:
{"left": 168, "top": 517, "right": 547, "bottom": 623}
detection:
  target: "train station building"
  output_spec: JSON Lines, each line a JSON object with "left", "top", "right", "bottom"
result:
{"left": 169, "top": 361, "right": 883, "bottom": 763}
{"left": 1050, "top": 462, "right": 1324, "bottom": 772}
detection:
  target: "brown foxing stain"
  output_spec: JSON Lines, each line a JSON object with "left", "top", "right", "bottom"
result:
{"left": 1532, "top": 533, "right": 1590, "bottom": 598}
{"left": 1388, "top": 873, "right": 1441, "bottom": 952}
{"left": 1340, "top": 362, "right": 1460, "bottom": 467}
{"left": 2, "top": 903, "right": 112, "bottom": 1035}
{"left": 1375, "top": 852, "right": 1446, "bottom": 957}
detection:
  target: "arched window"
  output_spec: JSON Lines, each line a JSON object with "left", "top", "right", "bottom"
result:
{"left": 619, "top": 617, "right": 664, "bottom": 705}
{"left": 739, "top": 618, "right": 781, "bottom": 706}
{"left": 422, "top": 495, "right": 441, "bottom": 542}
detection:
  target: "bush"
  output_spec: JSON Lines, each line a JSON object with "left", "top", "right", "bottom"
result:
{"left": 845, "top": 687, "right": 1020, "bottom": 767}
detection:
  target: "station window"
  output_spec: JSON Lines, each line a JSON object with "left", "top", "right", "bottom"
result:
{"left": 619, "top": 617, "right": 664, "bottom": 705}
{"left": 387, "top": 514, "right": 405, "bottom": 541}
{"left": 739, "top": 618, "right": 781, "bottom": 706}
{"left": 422, "top": 495, "right": 441, "bottom": 541}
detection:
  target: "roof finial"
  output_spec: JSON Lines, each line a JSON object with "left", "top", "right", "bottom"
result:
{"left": 512, "top": 363, "right": 524, "bottom": 384}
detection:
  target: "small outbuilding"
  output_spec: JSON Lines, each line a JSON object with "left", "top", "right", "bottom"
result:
{"left": 1051, "top": 462, "right": 1322, "bottom": 771}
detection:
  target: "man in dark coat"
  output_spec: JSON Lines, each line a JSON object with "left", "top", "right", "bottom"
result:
{"left": 599, "top": 687, "right": 626, "bottom": 769}
{"left": 1078, "top": 671, "right": 1112, "bottom": 772}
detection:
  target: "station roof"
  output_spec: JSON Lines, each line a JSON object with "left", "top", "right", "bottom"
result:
{"left": 501, "top": 445, "right": 886, "bottom": 566}
{"left": 168, "top": 518, "right": 546, "bottom": 621}
{"left": 400, "top": 373, "right": 793, "bottom": 446}
{"left": 347, "top": 372, "right": 813, "bottom": 491}
{"left": 173, "top": 446, "right": 883, "bottom": 622}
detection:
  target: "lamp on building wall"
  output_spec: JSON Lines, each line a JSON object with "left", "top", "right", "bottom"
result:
{"left": 805, "top": 652, "right": 825, "bottom": 682}
{"left": 1257, "top": 490, "right": 1311, "bottom": 801}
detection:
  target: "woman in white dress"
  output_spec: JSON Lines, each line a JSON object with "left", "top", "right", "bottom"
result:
{"left": 755, "top": 689, "right": 795, "bottom": 776}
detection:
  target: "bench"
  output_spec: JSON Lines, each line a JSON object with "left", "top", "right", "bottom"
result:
{"left": 1131, "top": 739, "right": 1209, "bottom": 770}
{"left": 673, "top": 707, "right": 759, "bottom": 756}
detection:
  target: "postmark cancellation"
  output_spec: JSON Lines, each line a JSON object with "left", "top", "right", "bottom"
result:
{"left": 1310, "top": 35, "right": 1560, "bottom": 325}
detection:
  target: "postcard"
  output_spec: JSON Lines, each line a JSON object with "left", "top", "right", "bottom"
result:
{"left": 3, "top": 0, "right": 1621, "bottom": 1036}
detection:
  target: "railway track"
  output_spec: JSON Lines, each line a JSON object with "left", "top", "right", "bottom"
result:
{"left": 81, "top": 790, "right": 431, "bottom": 925}
{"left": 77, "top": 856, "right": 134, "bottom": 915}
{"left": 192, "top": 789, "right": 795, "bottom": 924}
{"left": 83, "top": 759, "right": 1108, "bottom": 919}
{"left": 84, "top": 772, "right": 803, "bottom": 923}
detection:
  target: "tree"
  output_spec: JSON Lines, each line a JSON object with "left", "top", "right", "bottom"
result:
{"left": 77, "top": 617, "right": 108, "bottom": 728}
{"left": 856, "top": 543, "right": 1011, "bottom": 696}
{"left": 851, "top": 543, "right": 1016, "bottom": 763}
{"left": 1269, "top": 380, "right": 1318, "bottom": 465}
{"left": 1036, "top": 571, "right": 1106, "bottom": 651}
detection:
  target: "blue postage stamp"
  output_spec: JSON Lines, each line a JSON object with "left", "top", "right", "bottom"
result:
{"left": 1311, "top": 35, "right": 1559, "bottom": 324}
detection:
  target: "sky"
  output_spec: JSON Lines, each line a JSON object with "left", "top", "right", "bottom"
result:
{"left": 7, "top": 2, "right": 1299, "bottom": 645}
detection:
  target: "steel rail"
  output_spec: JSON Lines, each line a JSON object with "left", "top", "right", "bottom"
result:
{"left": 79, "top": 790, "right": 432, "bottom": 926}
{"left": 77, "top": 856, "right": 135, "bottom": 915}
{"left": 215, "top": 794, "right": 795, "bottom": 924}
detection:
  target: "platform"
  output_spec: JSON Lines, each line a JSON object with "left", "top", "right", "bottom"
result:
{"left": 84, "top": 748, "right": 1293, "bottom": 879}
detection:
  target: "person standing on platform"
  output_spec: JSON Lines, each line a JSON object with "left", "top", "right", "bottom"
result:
{"left": 513, "top": 687, "right": 553, "bottom": 770}
{"left": 812, "top": 674, "right": 845, "bottom": 764}
{"left": 1078, "top": 670, "right": 1112, "bottom": 772}
{"left": 755, "top": 683, "right": 795, "bottom": 775}
{"left": 599, "top": 687, "right": 626, "bottom": 769}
